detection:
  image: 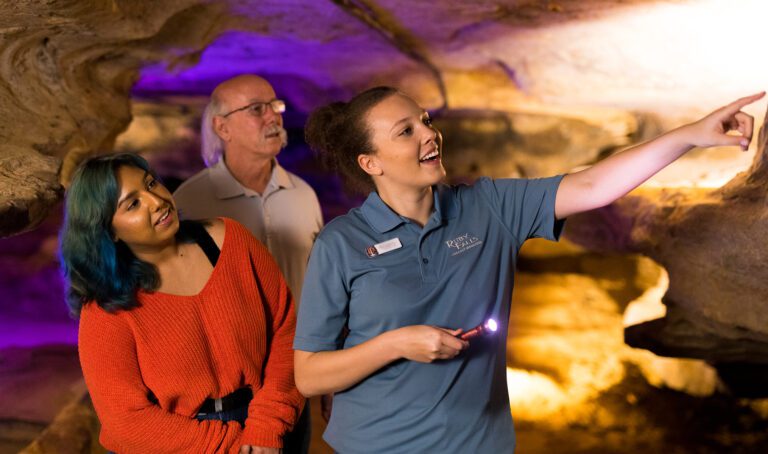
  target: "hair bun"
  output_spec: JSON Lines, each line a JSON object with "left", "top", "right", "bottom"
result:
{"left": 304, "top": 86, "right": 399, "bottom": 193}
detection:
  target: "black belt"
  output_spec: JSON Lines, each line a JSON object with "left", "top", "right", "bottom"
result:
{"left": 197, "top": 387, "right": 253, "bottom": 414}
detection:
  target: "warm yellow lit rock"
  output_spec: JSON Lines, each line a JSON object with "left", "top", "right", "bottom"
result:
{"left": 507, "top": 368, "right": 570, "bottom": 420}
{"left": 508, "top": 238, "right": 720, "bottom": 430}
{"left": 566, "top": 107, "right": 768, "bottom": 367}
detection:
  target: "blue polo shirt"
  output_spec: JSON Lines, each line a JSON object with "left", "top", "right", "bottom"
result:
{"left": 295, "top": 176, "right": 565, "bottom": 453}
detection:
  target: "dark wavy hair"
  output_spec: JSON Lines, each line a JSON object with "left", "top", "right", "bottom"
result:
{"left": 59, "top": 153, "right": 200, "bottom": 317}
{"left": 304, "top": 86, "right": 399, "bottom": 193}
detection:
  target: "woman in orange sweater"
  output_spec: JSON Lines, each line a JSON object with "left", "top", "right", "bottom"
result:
{"left": 59, "top": 153, "right": 303, "bottom": 454}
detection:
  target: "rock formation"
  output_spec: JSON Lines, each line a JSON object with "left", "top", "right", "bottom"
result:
{"left": 6, "top": 0, "right": 760, "bottom": 237}
{"left": 0, "top": 1, "right": 233, "bottom": 237}
{"left": 565, "top": 106, "right": 768, "bottom": 394}
{"left": 4, "top": 2, "right": 768, "bottom": 451}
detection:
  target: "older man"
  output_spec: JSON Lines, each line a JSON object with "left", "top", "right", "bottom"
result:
{"left": 174, "top": 75, "right": 321, "bottom": 454}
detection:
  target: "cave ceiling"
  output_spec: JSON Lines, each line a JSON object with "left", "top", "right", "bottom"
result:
{"left": 1, "top": 0, "right": 767, "bottom": 237}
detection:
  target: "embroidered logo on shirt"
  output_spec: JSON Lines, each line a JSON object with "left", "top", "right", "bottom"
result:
{"left": 445, "top": 232, "right": 483, "bottom": 256}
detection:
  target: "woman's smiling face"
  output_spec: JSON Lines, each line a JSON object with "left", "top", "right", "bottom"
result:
{"left": 111, "top": 165, "right": 179, "bottom": 254}
{"left": 359, "top": 93, "right": 445, "bottom": 193}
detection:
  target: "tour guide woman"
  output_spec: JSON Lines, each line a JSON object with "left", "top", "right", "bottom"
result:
{"left": 60, "top": 153, "right": 303, "bottom": 454}
{"left": 293, "top": 87, "right": 763, "bottom": 452}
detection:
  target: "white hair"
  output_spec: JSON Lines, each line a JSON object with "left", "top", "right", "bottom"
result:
{"left": 201, "top": 99, "right": 224, "bottom": 167}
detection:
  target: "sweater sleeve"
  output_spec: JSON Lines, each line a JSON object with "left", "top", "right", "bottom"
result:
{"left": 79, "top": 305, "right": 243, "bottom": 453}
{"left": 239, "top": 232, "right": 305, "bottom": 447}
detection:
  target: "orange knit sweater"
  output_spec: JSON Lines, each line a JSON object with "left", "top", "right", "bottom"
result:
{"left": 79, "top": 218, "right": 304, "bottom": 453}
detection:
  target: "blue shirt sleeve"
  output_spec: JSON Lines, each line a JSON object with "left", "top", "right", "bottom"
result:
{"left": 294, "top": 235, "right": 349, "bottom": 352}
{"left": 474, "top": 175, "right": 565, "bottom": 244}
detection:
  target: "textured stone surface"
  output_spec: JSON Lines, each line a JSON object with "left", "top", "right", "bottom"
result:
{"left": 3, "top": 0, "right": 768, "bottom": 235}
{"left": 509, "top": 239, "right": 768, "bottom": 453}
{"left": 0, "top": 151, "right": 61, "bottom": 238}
{"left": 0, "top": 1, "right": 233, "bottom": 236}
{"left": 438, "top": 109, "right": 633, "bottom": 180}
{"left": 0, "top": 345, "right": 84, "bottom": 452}
{"left": 565, "top": 106, "right": 768, "bottom": 368}
{"left": 19, "top": 392, "right": 104, "bottom": 454}
{"left": 3, "top": 0, "right": 768, "bottom": 449}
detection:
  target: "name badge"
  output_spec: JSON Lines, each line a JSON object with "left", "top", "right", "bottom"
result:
{"left": 366, "top": 238, "right": 402, "bottom": 258}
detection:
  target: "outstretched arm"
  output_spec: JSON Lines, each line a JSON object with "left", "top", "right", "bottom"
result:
{"left": 555, "top": 92, "right": 765, "bottom": 219}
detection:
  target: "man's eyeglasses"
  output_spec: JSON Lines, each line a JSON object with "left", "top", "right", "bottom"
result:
{"left": 221, "top": 99, "right": 286, "bottom": 118}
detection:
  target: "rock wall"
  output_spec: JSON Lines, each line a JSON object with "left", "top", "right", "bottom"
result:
{"left": 0, "top": 1, "right": 233, "bottom": 237}
{"left": 566, "top": 106, "right": 768, "bottom": 391}
{"left": 5, "top": 0, "right": 764, "bottom": 237}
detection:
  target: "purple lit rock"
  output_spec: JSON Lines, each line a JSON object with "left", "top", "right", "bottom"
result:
{"left": 2, "top": 0, "right": 764, "bottom": 236}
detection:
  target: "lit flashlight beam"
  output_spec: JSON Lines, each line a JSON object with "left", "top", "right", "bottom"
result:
{"left": 460, "top": 318, "right": 498, "bottom": 340}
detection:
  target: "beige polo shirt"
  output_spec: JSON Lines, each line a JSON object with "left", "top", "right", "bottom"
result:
{"left": 173, "top": 159, "right": 323, "bottom": 303}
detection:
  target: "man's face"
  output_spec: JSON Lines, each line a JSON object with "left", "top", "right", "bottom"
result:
{"left": 216, "top": 77, "right": 287, "bottom": 162}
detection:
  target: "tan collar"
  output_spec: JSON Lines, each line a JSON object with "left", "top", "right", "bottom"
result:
{"left": 209, "top": 159, "right": 294, "bottom": 199}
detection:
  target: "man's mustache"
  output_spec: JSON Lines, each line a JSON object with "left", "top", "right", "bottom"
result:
{"left": 265, "top": 125, "right": 289, "bottom": 149}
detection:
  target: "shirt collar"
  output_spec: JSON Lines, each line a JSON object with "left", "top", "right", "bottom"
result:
{"left": 272, "top": 162, "right": 294, "bottom": 190}
{"left": 209, "top": 159, "right": 293, "bottom": 199}
{"left": 361, "top": 184, "right": 458, "bottom": 233}
{"left": 360, "top": 192, "right": 404, "bottom": 233}
{"left": 434, "top": 184, "right": 458, "bottom": 222}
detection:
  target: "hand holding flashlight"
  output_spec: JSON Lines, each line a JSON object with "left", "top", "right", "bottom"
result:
{"left": 459, "top": 318, "right": 498, "bottom": 341}
{"left": 393, "top": 325, "right": 468, "bottom": 363}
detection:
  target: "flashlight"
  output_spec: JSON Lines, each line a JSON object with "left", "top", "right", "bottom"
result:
{"left": 459, "top": 318, "right": 498, "bottom": 340}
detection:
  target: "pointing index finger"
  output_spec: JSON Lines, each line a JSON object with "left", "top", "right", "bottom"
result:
{"left": 721, "top": 91, "right": 766, "bottom": 116}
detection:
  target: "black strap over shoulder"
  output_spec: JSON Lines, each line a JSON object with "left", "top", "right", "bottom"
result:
{"left": 180, "top": 220, "right": 220, "bottom": 267}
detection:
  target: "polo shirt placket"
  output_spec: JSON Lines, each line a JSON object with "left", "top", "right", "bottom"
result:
{"left": 241, "top": 177, "right": 285, "bottom": 251}
{"left": 417, "top": 216, "right": 445, "bottom": 283}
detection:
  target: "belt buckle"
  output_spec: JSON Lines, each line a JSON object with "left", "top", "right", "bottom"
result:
{"left": 214, "top": 397, "right": 223, "bottom": 412}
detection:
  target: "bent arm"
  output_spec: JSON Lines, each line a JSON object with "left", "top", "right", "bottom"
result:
{"left": 555, "top": 92, "right": 764, "bottom": 219}
{"left": 295, "top": 232, "right": 467, "bottom": 397}
{"left": 241, "top": 230, "right": 305, "bottom": 448}
{"left": 295, "top": 331, "right": 399, "bottom": 397}
{"left": 295, "top": 325, "right": 466, "bottom": 397}
{"left": 244, "top": 281, "right": 304, "bottom": 447}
